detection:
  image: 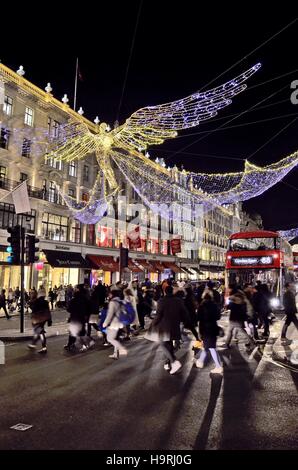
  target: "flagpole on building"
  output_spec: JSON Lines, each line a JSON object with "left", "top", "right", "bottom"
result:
{"left": 73, "top": 57, "right": 78, "bottom": 111}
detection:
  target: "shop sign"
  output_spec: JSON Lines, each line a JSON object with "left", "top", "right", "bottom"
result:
{"left": 170, "top": 238, "right": 181, "bottom": 255}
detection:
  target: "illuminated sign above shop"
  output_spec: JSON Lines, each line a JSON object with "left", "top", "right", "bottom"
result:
{"left": 231, "top": 256, "right": 273, "bottom": 266}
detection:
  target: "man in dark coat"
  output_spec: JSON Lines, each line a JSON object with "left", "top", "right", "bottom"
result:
{"left": 88, "top": 281, "right": 107, "bottom": 338}
{"left": 64, "top": 285, "right": 92, "bottom": 351}
{"left": 0, "top": 289, "right": 11, "bottom": 319}
{"left": 28, "top": 292, "right": 51, "bottom": 353}
{"left": 281, "top": 282, "right": 298, "bottom": 343}
{"left": 145, "top": 285, "right": 190, "bottom": 374}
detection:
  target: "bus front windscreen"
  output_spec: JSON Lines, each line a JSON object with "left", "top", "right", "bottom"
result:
{"left": 229, "top": 237, "right": 276, "bottom": 251}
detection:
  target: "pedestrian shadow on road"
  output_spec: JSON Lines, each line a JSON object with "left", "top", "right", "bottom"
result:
{"left": 219, "top": 345, "right": 259, "bottom": 449}
{"left": 290, "top": 371, "right": 298, "bottom": 390}
{"left": 153, "top": 357, "right": 201, "bottom": 449}
{"left": 193, "top": 373, "right": 223, "bottom": 449}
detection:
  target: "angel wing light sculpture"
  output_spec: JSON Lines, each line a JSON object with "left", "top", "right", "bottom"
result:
{"left": 48, "top": 62, "right": 298, "bottom": 225}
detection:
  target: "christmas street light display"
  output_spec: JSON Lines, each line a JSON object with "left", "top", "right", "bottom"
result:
{"left": 49, "top": 63, "right": 265, "bottom": 223}
{"left": 189, "top": 151, "right": 298, "bottom": 204}
{"left": 278, "top": 227, "right": 298, "bottom": 241}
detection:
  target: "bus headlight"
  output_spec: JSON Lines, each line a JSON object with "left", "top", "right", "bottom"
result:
{"left": 270, "top": 298, "right": 279, "bottom": 308}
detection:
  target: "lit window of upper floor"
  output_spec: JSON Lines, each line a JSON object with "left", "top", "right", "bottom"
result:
{"left": 0, "top": 166, "right": 6, "bottom": 179}
{"left": 68, "top": 161, "right": 77, "bottom": 178}
{"left": 24, "top": 107, "right": 34, "bottom": 126}
{"left": 48, "top": 117, "right": 60, "bottom": 138}
{"left": 20, "top": 172, "right": 28, "bottom": 182}
{"left": 21, "top": 138, "right": 31, "bottom": 158}
{"left": 3, "top": 95, "right": 13, "bottom": 116}
{"left": 0, "top": 127, "right": 10, "bottom": 150}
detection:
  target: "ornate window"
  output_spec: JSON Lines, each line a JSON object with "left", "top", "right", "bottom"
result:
{"left": 42, "top": 213, "right": 68, "bottom": 241}
{"left": 24, "top": 107, "right": 34, "bottom": 126}
{"left": 3, "top": 95, "right": 13, "bottom": 116}
{"left": 21, "top": 138, "right": 31, "bottom": 157}
{"left": 68, "top": 161, "right": 77, "bottom": 177}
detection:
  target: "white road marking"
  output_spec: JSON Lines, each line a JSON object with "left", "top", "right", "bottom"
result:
{"left": 10, "top": 423, "right": 33, "bottom": 431}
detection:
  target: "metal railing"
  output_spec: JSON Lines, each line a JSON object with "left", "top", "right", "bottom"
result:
{"left": 0, "top": 176, "right": 64, "bottom": 206}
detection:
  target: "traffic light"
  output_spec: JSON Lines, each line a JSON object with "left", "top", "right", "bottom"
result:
{"left": 120, "top": 246, "right": 129, "bottom": 269}
{"left": 6, "top": 226, "right": 21, "bottom": 265}
{"left": 26, "top": 235, "right": 39, "bottom": 264}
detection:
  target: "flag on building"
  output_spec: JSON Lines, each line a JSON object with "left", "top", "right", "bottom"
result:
{"left": 78, "top": 64, "right": 83, "bottom": 81}
{"left": 127, "top": 225, "right": 141, "bottom": 250}
{"left": 170, "top": 237, "right": 181, "bottom": 255}
{"left": 12, "top": 181, "right": 31, "bottom": 214}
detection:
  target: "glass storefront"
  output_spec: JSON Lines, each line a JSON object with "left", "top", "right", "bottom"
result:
{"left": 90, "top": 269, "right": 111, "bottom": 287}
{"left": 0, "top": 249, "right": 32, "bottom": 290}
{"left": 36, "top": 263, "right": 79, "bottom": 290}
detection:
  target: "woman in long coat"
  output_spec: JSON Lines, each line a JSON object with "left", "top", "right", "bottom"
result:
{"left": 196, "top": 293, "right": 223, "bottom": 374}
{"left": 145, "top": 285, "right": 191, "bottom": 375}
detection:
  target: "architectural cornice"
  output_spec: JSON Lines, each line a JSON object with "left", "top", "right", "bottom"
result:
{"left": 0, "top": 63, "right": 99, "bottom": 134}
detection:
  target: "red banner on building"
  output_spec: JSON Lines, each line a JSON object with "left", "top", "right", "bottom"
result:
{"left": 170, "top": 238, "right": 181, "bottom": 255}
{"left": 127, "top": 226, "right": 141, "bottom": 250}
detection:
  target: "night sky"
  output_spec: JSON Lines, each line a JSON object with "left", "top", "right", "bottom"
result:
{"left": 2, "top": 2, "right": 297, "bottom": 230}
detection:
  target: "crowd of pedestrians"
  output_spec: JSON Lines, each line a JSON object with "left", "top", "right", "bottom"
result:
{"left": 1, "top": 277, "right": 297, "bottom": 372}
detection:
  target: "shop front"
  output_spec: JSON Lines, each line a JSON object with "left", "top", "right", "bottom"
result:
{"left": 200, "top": 261, "right": 225, "bottom": 280}
{"left": 0, "top": 246, "right": 31, "bottom": 291}
{"left": 132, "top": 258, "right": 157, "bottom": 282}
{"left": 162, "top": 261, "right": 184, "bottom": 279}
{"left": 36, "top": 250, "right": 91, "bottom": 290}
{"left": 149, "top": 261, "right": 165, "bottom": 282}
{"left": 86, "top": 255, "right": 119, "bottom": 286}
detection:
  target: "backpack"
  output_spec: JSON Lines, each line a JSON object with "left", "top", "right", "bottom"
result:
{"left": 98, "top": 307, "right": 108, "bottom": 332}
{"left": 117, "top": 300, "right": 135, "bottom": 325}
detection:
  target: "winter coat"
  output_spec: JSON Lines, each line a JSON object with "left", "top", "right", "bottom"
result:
{"left": 103, "top": 297, "right": 123, "bottom": 330}
{"left": 283, "top": 289, "right": 297, "bottom": 317}
{"left": 57, "top": 289, "right": 65, "bottom": 302}
{"left": 145, "top": 294, "right": 189, "bottom": 342}
{"left": 197, "top": 299, "right": 221, "bottom": 338}
{"left": 0, "top": 294, "right": 6, "bottom": 307}
{"left": 228, "top": 294, "right": 247, "bottom": 324}
{"left": 91, "top": 284, "right": 106, "bottom": 312}
{"left": 31, "top": 297, "right": 51, "bottom": 325}
{"left": 253, "top": 289, "right": 271, "bottom": 317}
{"left": 184, "top": 293, "right": 197, "bottom": 327}
{"left": 67, "top": 292, "right": 92, "bottom": 324}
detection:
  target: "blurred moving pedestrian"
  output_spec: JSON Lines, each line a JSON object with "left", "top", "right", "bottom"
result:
{"left": 28, "top": 290, "right": 51, "bottom": 353}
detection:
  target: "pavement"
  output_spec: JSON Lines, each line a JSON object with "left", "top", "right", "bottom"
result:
{"left": 0, "top": 324, "right": 297, "bottom": 450}
{"left": 0, "top": 309, "right": 69, "bottom": 341}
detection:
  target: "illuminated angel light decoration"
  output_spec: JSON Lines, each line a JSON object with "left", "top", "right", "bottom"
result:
{"left": 56, "top": 171, "right": 117, "bottom": 224}
{"left": 278, "top": 228, "right": 298, "bottom": 241}
{"left": 189, "top": 151, "right": 298, "bottom": 204}
{"left": 49, "top": 63, "right": 264, "bottom": 223}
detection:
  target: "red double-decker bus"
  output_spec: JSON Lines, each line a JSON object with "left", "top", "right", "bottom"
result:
{"left": 225, "top": 230, "right": 294, "bottom": 305}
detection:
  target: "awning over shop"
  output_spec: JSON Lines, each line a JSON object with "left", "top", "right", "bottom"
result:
{"left": 42, "top": 250, "right": 91, "bottom": 268}
{"left": 162, "top": 262, "right": 183, "bottom": 273}
{"left": 86, "top": 255, "right": 119, "bottom": 272}
{"left": 133, "top": 259, "right": 156, "bottom": 272}
{"left": 149, "top": 261, "right": 166, "bottom": 272}
{"left": 182, "top": 267, "right": 195, "bottom": 275}
{"left": 127, "top": 259, "right": 143, "bottom": 273}
{"left": 200, "top": 265, "right": 224, "bottom": 273}
{"left": 190, "top": 267, "right": 205, "bottom": 275}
